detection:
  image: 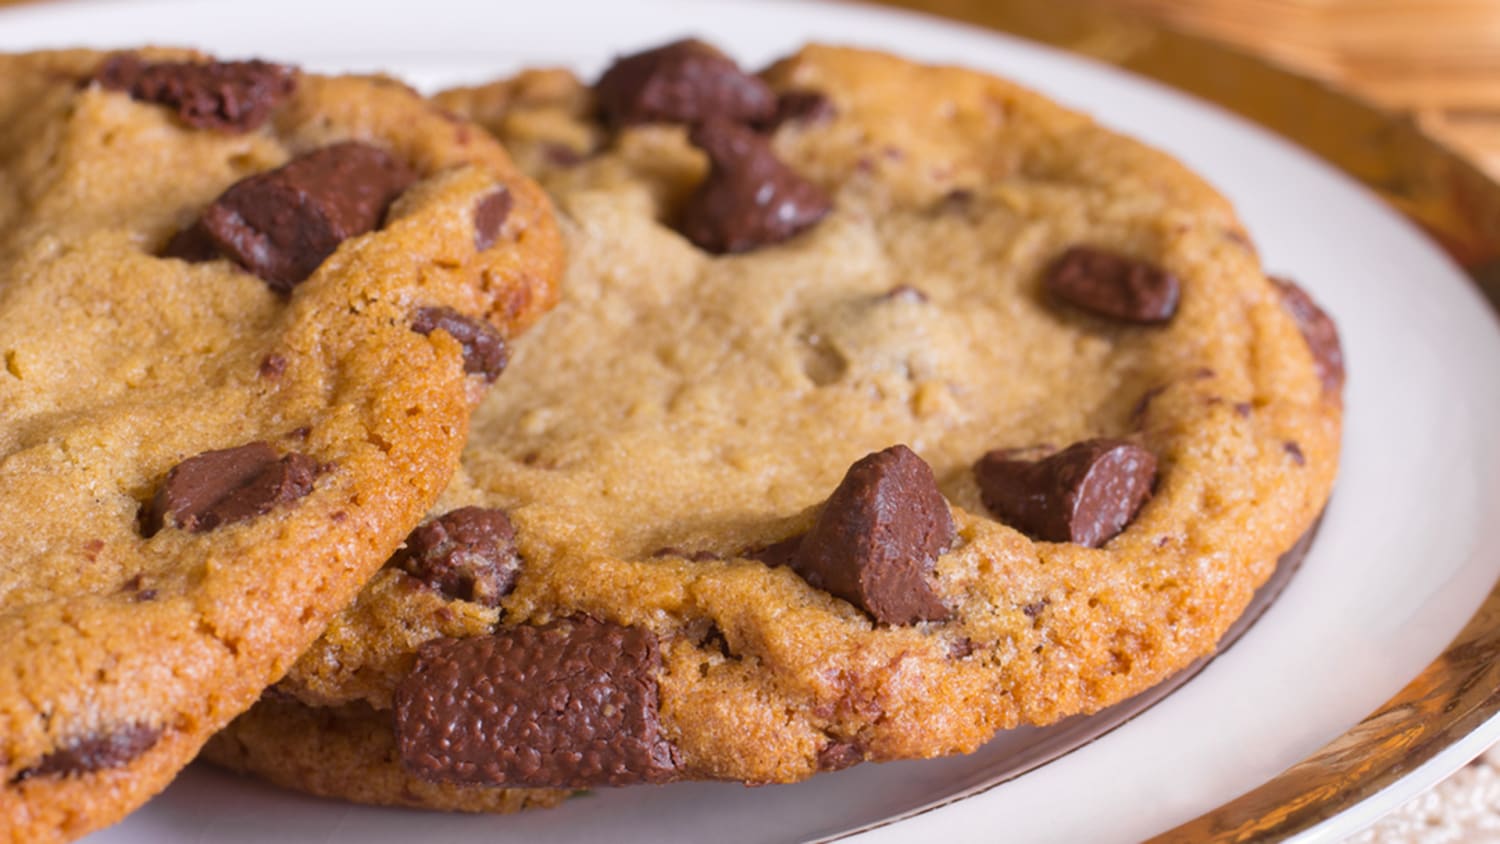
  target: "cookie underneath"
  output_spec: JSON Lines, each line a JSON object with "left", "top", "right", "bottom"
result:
{"left": 206, "top": 41, "right": 1341, "bottom": 806}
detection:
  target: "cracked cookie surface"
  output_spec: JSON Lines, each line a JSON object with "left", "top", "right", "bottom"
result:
{"left": 205, "top": 43, "right": 1340, "bottom": 809}
{"left": 0, "top": 49, "right": 560, "bottom": 841}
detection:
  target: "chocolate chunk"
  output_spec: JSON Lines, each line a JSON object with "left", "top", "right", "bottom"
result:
{"left": 817, "top": 741, "right": 863, "bottom": 772}
{"left": 757, "top": 89, "right": 836, "bottom": 132}
{"left": 745, "top": 534, "right": 803, "bottom": 569}
{"left": 258, "top": 353, "right": 287, "bottom": 378}
{"left": 974, "top": 439, "right": 1157, "bottom": 548}
{"left": 543, "top": 143, "right": 587, "bottom": 167}
{"left": 13, "top": 724, "right": 161, "bottom": 781}
{"left": 394, "top": 618, "right": 680, "bottom": 788}
{"left": 473, "top": 188, "right": 512, "bottom": 251}
{"left": 160, "top": 220, "right": 219, "bottom": 262}
{"left": 790, "top": 445, "right": 953, "bottom": 625}
{"left": 947, "top": 637, "right": 977, "bottom": 659}
{"left": 1270, "top": 277, "right": 1345, "bottom": 396}
{"left": 594, "top": 38, "right": 776, "bottom": 127}
{"left": 391, "top": 507, "right": 521, "bottom": 607}
{"left": 93, "top": 55, "right": 295, "bottom": 132}
{"left": 679, "top": 118, "right": 832, "bottom": 254}
{"left": 411, "top": 307, "right": 508, "bottom": 381}
{"left": 184, "top": 141, "right": 416, "bottom": 291}
{"left": 144, "top": 442, "right": 317, "bottom": 535}
{"left": 1045, "top": 247, "right": 1180, "bottom": 324}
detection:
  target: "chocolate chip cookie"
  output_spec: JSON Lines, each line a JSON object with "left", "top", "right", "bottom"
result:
{"left": 0, "top": 49, "right": 560, "bottom": 840}
{"left": 205, "top": 41, "right": 1340, "bottom": 808}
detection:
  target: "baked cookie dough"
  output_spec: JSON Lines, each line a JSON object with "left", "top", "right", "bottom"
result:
{"left": 206, "top": 40, "right": 1341, "bottom": 808}
{"left": 0, "top": 49, "right": 560, "bottom": 841}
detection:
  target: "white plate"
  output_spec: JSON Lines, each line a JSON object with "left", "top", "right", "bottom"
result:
{"left": 5, "top": 0, "right": 1500, "bottom": 840}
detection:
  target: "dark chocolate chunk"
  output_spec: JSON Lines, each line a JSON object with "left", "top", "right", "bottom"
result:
{"left": 13, "top": 724, "right": 161, "bottom": 781}
{"left": 745, "top": 534, "right": 803, "bottom": 569}
{"left": 473, "top": 188, "right": 513, "bottom": 251}
{"left": 757, "top": 89, "right": 836, "bottom": 131}
{"left": 394, "top": 618, "right": 680, "bottom": 788}
{"left": 184, "top": 141, "right": 416, "bottom": 291}
{"left": 543, "top": 143, "right": 587, "bottom": 167}
{"left": 594, "top": 38, "right": 776, "bottom": 127}
{"left": 258, "top": 353, "right": 287, "bottom": 378}
{"left": 679, "top": 118, "right": 831, "bottom": 254}
{"left": 790, "top": 445, "right": 954, "bottom": 625}
{"left": 1269, "top": 277, "right": 1345, "bottom": 396}
{"left": 411, "top": 306, "right": 508, "bottom": 381}
{"left": 947, "top": 637, "right": 977, "bottom": 659}
{"left": 93, "top": 55, "right": 295, "bottom": 132}
{"left": 1045, "top": 247, "right": 1180, "bottom": 324}
{"left": 816, "top": 741, "right": 863, "bottom": 772}
{"left": 974, "top": 439, "right": 1157, "bottom": 548}
{"left": 143, "top": 442, "right": 317, "bottom": 535}
{"left": 391, "top": 507, "right": 521, "bottom": 607}
{"left": 160, "top": 220, "right": 219, "bottom": 262}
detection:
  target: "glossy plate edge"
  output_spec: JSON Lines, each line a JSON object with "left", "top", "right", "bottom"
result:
{"left": 866, "top": 0, "right": 1500, "bottom": 840}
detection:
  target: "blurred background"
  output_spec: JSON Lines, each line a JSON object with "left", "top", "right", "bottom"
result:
{"left": 1098, "top": 0, "right": 1500, "bottom": 176}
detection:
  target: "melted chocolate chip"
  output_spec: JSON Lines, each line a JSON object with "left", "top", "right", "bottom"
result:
{"left": 679, "top": 118, "right": 831, "bottom": 254}
{"left": 1269, "top": 277, "right": 1345, "bottom": 396}
{"left": 143, "top": 442, "right": 317, "bottom": 536}
{"left": 181, "top": 141, "right": 416, "bottom": 291}
{"left": 790, "top": 445, "right": 953, "bottom": 625}
{"left": 816, "top": 741, "right": 863, "bottom": 772}
{"left": 411, "top": 306, "right": 509, "bottom": 381}
{"left": 13, "top": 724, "right": 161, "bottom": 781}
{"left": 473, "top": 188, "right": 512, "bottom": 251}
{"left": 394, "top": 618, "right": 680, "bottom": 788}
{"left": 974, "top": 439, "right": 1157, "bottom": 548}
{"left": 594, "top": 38, "right": 776, "bottom": 127}
{"left": 1046, "top": 247, "right": 1180, "bottom": 324}
{"left": 391, "top": 507, "right": 520, "bottom": 607}
{"left": 93, "top": 55, "right": 295, "bottom": 132}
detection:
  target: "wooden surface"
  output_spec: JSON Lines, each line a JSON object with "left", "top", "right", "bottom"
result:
{"left": 1097, "top": 0, "right": 1500, "bottom": 176}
